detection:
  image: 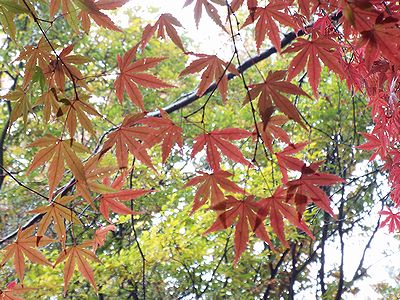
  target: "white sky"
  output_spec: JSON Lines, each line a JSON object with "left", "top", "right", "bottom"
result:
{"left": 119, "top": 1, "right": 400, "bottom": 299}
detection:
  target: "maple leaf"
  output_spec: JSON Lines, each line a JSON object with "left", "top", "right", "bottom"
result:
{"left": 230, "top": 0, "right": 258, "bottom": 13}
{"left": 27, "top": 135, "right": 90, "bottom": 198}
{"left": 16, "top": 38, "right": 52, "bottom": 87}
{"left": 50, "top": 0, "right": 127, "bottom": 33}
{"left": 0, "top": 226, "right": 53, "bottom": 282}
{"left": 205, "top": 195, "right": 273, "bottom": 265}
{"left": 0, "top": 282, "right": 31, "bottom": 300}
{"left": 28, "top": 196, "right": 80, "bottom": 246}
{"left": 255, "top": 115, "right": 291, "bottom": 151}
{"left": 114, "top": 44, "right": 175, "bottom": 110}
{"left": 356, "top": 132, "right": 387, "bottom": 161}
{"left": 137, "top": 108, "right": 183, "bottom": 163}
{"left": 241, "top": 1, "right": 296, "bottom": 53}
{"left": 191, "top": 128, "right": 252, "bottom": 171}
{"left": 57, "top": 94, "right": 101, "bottom": 137}
{"left": 286, "top": 162, "right": 345, "bottom": 216}
{"left": 98, "top": 174, "right": 152, "bottom": 222}
{"left": 92, "top": 224, "right": 116, "bottom": 251}
{"left": 184, "top": 170, "right": 247, "bottom": 212}
{"left": 379, "top": 207, "right": 400, "bottom": 233}
{"left": 244, "top": 70, "right": 308, "bottom": 128}
{"left": 358, "top": 15, "right": 400, "bottom": 69}
{"left": 35, "top": 89, "right": 60, "bottom": 123}
{"left": 54, "top": 243, "right": 100, "bottom": 294}
{"left": 141, "top": 13, "right": 185, "bottom": 51}
{"left": 4, "top": 87, "right": 33, "bottom": 128}
{"left": 43, "top": 44, "right": 90, "bottom": 91}
{"left": 179, "top": 53, "right": 238, "bottom": 102}
{"left": 75, "top": 154, "right": 116, "bottom": 208}
{"left": 283, "top": 35, "right": 345, "bottom": 96}
{"left": 258, "top": 187, "right": 313, "bottom": 247}
{"left": 184, "top": 0, "right": 226, "bottom": 30}
{"left": 77, "top": 0, "right": 129, "bottom": 32}
{"left": 100, "top": 114, "right": 156, "bottom": 170}
{"left": 275, "top": 142, "right": 308, "bottom": 183}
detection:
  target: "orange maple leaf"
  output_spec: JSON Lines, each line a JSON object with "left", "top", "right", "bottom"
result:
{"left": 179, "top": 53, "right": 238, "bottom": 102}
{"left": 78, "top": 0, "right": 129, "bottom": 32}
{"left": 43, "top": 44, "right": 90, "bottom": 91}
{"left": 16, "top": 38, "right": 52, "bottom": 88}
{"left": 91, "top": 225, "right": 116, "bottom": 251}
{"left": 54, "top": 243, "right": 100, "bottom": 295}
{"left": 0, "top": 226, "right": 53, "bottom": 282}
{"left": 28, "top": 196, "right": 80, "bottom": 246}
{"left": 27, "top": 135, "right": 89, "bottom": 198}
{"left": 114, "top": 44, "right": 175, "bottom": 110}
{"left": 184, "top": 170, "right": 247, "bottom": 213}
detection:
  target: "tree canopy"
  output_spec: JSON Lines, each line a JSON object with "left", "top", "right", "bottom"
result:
{"left": 0, "top": 0, "right": 398, "bottom": 299}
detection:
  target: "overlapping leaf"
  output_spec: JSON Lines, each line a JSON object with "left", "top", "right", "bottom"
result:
{"left": 28, "top": 196, "right": 80, "bottom": 246}
{"left": 98, "top": 174, "right": 151, "bottom": 222}
{"left": 184, "top": 170, "right": 246, "bottom": 212}
{"left": 191, "top": 128, "right": 252, "bottom": 171}
{"left": 100, "top": 114, "right": 156, "bottom": 170}
{"left": 43, "top": 44, "right": 90, "bottom": 91}
{"left": 205, "top": 195, "right": 273, "bottom": 265}
{"left": 245, "top": 70, "right": 308, "bottom": 127}
{"left": 179, "top": 53, "right": 238, "bottom": 102}
{"left": 241, "top": 0, "right": 296, "bottom": 53}
{"left": 286, "top": 162, "right": 345, "bottom": 216}
{"left": 137, "top": 109, "right": 183, "bottom": 163}
{"left": 258, "top": 187, "right": 313, "bottom": 247}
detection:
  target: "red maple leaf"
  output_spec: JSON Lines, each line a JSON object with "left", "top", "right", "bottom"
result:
{"left": 184, "top": 0, "right": 226, "bottom": 30}
{"left": 204, "top": 195, "right": 273, "bottom": 265}
{"left": 379, "top": 207, "right": 400, "bottom": 233}
{"left": 137, "top": 109, "right": 183, "bottom": 163}
{"left": 275, "top": 142, "right": 308, "bottom": 183}
{"left": 191, "top": 128, "right": 252, "bottom": 171}
{"left": 255, "top": 115, "right": 291, "bottom": 151}
{"left": 100, "top": 114, "right": 156, "bottom": 170}
{"left": 99, "top": 174, "right": 152, "bottom": 222}
{"left": 141, "top": 14, "right": 185, "bottom": 51}
{"left": 286, "top": 162, "right": 345, "bottom": 216}
{"left": 258, "top": 187, "right": 313, "bottom": 247}
{"left": 184, "top": 170, "right": 247, "bottom": 212}
{"left": 241, "top": 0, "right": 296, "bottom": 53}
{"left": 114, "top": 44, "right": 175, "bottom": 110}
{"left": 245, "top": 70, "right": 309, "bottom": 127}
{"left": 179, "top": 53, "right": 238, "bottom": 102}
{"left": 356, "top": 131, "right": 387, "bottom": 161}
{"left": 283, "top": 35, "right": 345, "bottom": 96}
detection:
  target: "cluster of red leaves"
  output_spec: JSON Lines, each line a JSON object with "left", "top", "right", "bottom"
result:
{"left": 4, "top": 0, "right": 400, "bottom": 297}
